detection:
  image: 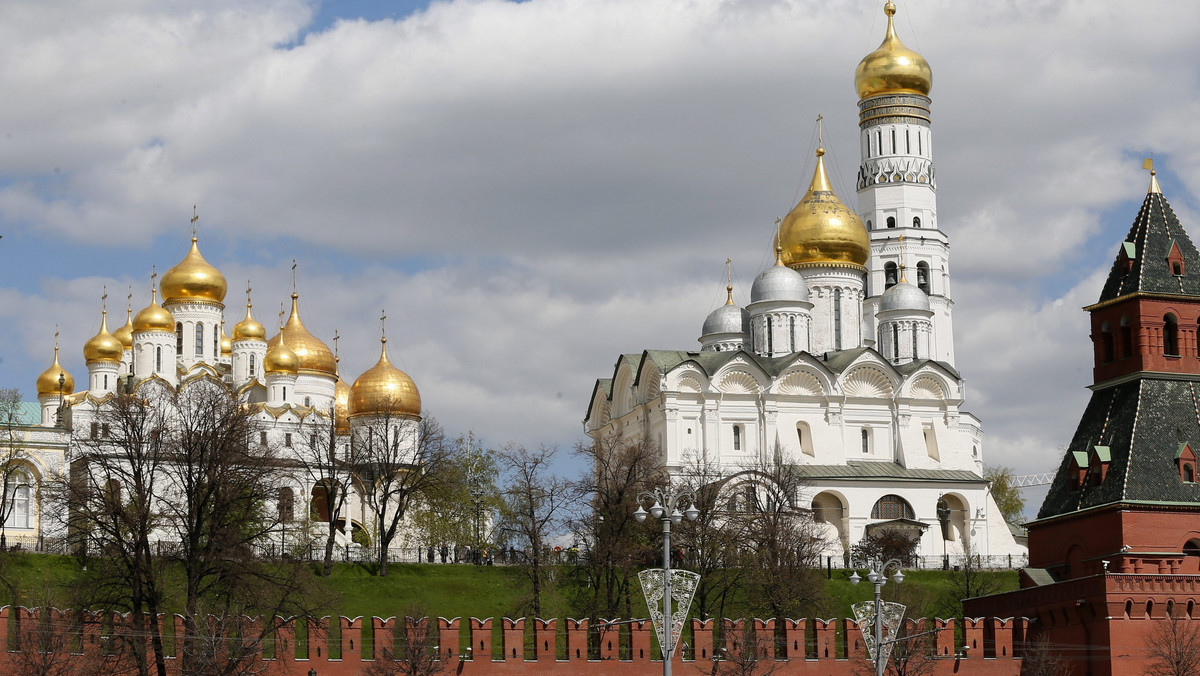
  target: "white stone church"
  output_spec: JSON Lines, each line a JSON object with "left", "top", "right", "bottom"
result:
{"left": 584, "top": 2, "right": 1026, "bottom": 563}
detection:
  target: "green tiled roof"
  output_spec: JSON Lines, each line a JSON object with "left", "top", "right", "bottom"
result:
{"left": 1098, "top": 189, "right": 1200, "bottom": 301}
{"left": 791, "top": 461, "right": 984, "bottom": 483}
{"left": 1038, "top": 378, "right": 1200, "bottom": 519}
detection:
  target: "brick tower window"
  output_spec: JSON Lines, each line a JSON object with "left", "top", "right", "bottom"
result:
{"left": 1165, "top": 314, "right": 1180, "bottom": 356}
{"left": 1100, "top": 322, "right": 1114, "bottom": 364}
{"left": 1120, "top": 316, "right": 1133, "bottom": 358}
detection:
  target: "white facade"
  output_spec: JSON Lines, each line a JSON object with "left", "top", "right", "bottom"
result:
{"left": 585, "top": 5, "right": 1024, "bottom": 563}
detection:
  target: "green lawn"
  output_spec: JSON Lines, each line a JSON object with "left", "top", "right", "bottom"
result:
{"left": 0, "top": 553, "right": 1018, "bottom": 621}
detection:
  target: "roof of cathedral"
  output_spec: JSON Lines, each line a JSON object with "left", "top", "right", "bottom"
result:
{"left": 1096, "top": 184, "right": 1200, "bottom": 303}
{"left": 854, "top": 1, "right": 932, "bottom": 100}
{"left": 792, "top": 461, "right": 983, "bottom": 483}
{"left": 1037, "top": 377, "right": 1200, "bottom": 520}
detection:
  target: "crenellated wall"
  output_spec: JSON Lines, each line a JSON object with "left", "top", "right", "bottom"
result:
{"left": 0, "top": 607, "right": 1029, "bottom": 675}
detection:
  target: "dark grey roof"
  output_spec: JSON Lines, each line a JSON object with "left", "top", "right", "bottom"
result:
{"left": 1098, "top": 189, "right": 1200, "bottom": 302}
{"left": 1037, "top": 378, "right": 1200, "bottom": 520}
{"left": 791, "top": 461, "right": 984, "bottom": 483}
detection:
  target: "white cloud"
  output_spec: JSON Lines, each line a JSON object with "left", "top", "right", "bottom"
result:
{"left": 2, "top": 0, "right": 1199, "bottom": 489}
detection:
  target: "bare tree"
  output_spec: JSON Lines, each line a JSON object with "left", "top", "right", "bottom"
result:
{"left": 938, "top": 532, "right": 1001, "bottom": 619}
{"left": 364, "top": 606, "right": 446, "bottom": 676}
{"left": 294, "top": 405, "right": 358, "bottom": 576}
{"left": 731, "top": 456, "right": 827, "bottom": 619}
{"left": 673, "top": 449, "right": 745, "bottom": 621}
{"left": 566, "top": 433, "right": 663, "bottom": 619}
{"left": 354, "top": 408, "right": 453, "bottom": 576}
{"left": 1147, "top": 609, "right": 1200, "bottom": 676}
{"left": 51, "top": 385, "right": 173, "bottom": 676}
{"left": 712, "top": 622, "right": 781, "bottom": 676}
{"left": 1020, "top": 631, "right": 1073, "bottom": 676}
{"left": 498, "top": 444, "right": 569, "bottom": 616}
{"left": 0, "top": 388, "right": 37, "bottom": 550}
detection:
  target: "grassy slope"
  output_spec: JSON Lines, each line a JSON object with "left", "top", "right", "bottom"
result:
{"left": 0, "top": 554, "right": 1017, "bottom": 621}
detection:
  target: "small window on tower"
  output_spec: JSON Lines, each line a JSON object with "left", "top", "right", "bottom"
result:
{"left": 886, "top": 216, "right": 896, "bottom": 229}
{"left": 1174, "top": 261, "right": 1183, "bottom": 276}
{"left": 912, "top": 217, "right": 921, "bottom": 228}
{"left": 866, "top": 220, "right": 873, "bottom": 230}
{"left": 1100, "top": 322, "right": 1114, "bottom": 364}
{"left": 1165, "top": 313, "right": 1180, "bottom": 356}
{"left": 732, "top": 425, "right": 742, "bottom": 451}
{"left": 917, "top": 262, "right": 931, "bottom": 294}
{"left": 884, "top": 262, "right": 898, "bottom": 289}
{"left": 1120, "top": 317, "right": 1134, "bottom": 359}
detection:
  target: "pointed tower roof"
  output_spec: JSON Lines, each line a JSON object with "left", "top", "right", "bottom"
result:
{"left": 1095, "top": 174, "right": 1200, "bottom": 303}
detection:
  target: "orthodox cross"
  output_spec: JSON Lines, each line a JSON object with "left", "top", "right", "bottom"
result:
{"left": 333, "top": 330, "right": 341, "bottom": 362}
{"left": 191, "top": 205, "right": 199, "bottom": 238}
{"left": 279, "top": 304, "right": 285, "bottom": 330}
{"left": 150, "top": 266, "right": 158, "bottom": 293}
{"left": 380, "top": 309, "right": 388, "bottom": 341}
{"left": 101, "top": 286, "right": 108, "bottom": 313}
{"left": 291, "top": 259, "right": 298, "bottom": 294}
{"left": 126, "top": 287, "right": 132, "bottom": 314}
{"left": 54, "top": 324, "right": 59, "bottom": 350}
{"left": 246, "top": 281, "right": 252, "bottom": 308}
{"left": 816, "top": 114, "right": 824, "bottom": 147}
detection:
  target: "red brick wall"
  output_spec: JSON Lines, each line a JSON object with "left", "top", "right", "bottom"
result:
{"left": 0, "top": 606, "right": 1026, "bottom": 675}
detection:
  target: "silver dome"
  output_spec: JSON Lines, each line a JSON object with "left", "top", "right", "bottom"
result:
{"left": 751, "top": 264, "right": 810, "bottom": 303}
{"left": 702, "top": 303, "right": 750, "bottom": 337}
{"left": 879, "top": 281, "right": 930, "bottom": 312}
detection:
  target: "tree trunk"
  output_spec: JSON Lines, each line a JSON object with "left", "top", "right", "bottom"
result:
{"left": 323, "top": 515, "right": 337, "bottom": 577}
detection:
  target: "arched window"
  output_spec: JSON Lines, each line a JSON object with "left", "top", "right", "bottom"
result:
{"left": 834, "top": 289, "right": 843, "bottom": 349}
{"left": 789, "top": 316, "right": 797, "bottom": 352}
{"left": 867, "top": 220, "right": 873, "bottom": 230}
{"left": 249, "top": 353, "right": 256, "bottom": 376}
{"left": 905, "top": 129, "right": 910, "bottom": 154}
{"left": 861, "top": 428, "right": 871, "bottom": 454}
{"left": 912, "top": 327, "right": 920, "bottom": 360}
{"left": 892, "top": 325, "right": 900, "bottom": 360}
{"left": 214, "top": 325, "right": 220, "bottom": 354}
{"left": 732, "top": 425, "right": 742, "bottom": 451}
{"left": 304, "top": 396, "right": 312, "bottom": 407}
{"left": 155, "top": 346, "right": 162, "bottom": 373}
{"left": 1120, "top": 316, "right": 1134, "bottom": 359}
{"left": 176, "top": 323, "right": 183, "bottom": 352}
{"left": 884, "top": 262, "right": 899, "bottom": 289}
{"left": 912, "top": 217, "right": 921, "bottom": 228}
{"left": 891, "top": 128, "right": 896, "bottom": 153}
{"left": 195, "top": 322, "right": 204, "bottom": 357}
{"left": 886, "top": 216, "right": 896, "bottom": 229}
{"left": 1100, "top": 322, "right": 1115, "bottom": 364}
{"left": 871, "top": 494, "right": 915, "bottom": 520}
{"left": 767, "top": 321, "right": 773, "bottom": 355}
{"left": 1186, "top": 464, "right": 1196, "bottom": 483}
{"left": 4, "top": 469, "right": 31, "bottom": 529}
{"left": 1165, "top": 314, "right": 1179, "bottom": 356}
{"left": 917, "top": 262, "right": 930, "bottom": 294}
{"left": 278, "top": 487, "right": 295, "bottom": 523}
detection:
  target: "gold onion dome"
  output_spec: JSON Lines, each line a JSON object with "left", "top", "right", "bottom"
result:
{"left": 36, "top": 347, "right": 74, "bottom": 397}
{"left": 854, "top": 2, "right": 932, "bottom": 100}
{"left": 133, "top": 289, "right": 175, "bottom": 333}
{"left": 266, "top": 294, "right": 337, "bottom": 376}
{"left": 348, "top": 338, "right": 421, "bottom": 418}
{"left": 83, "top": 312, "right": 124, "bottom": 363}
{"left": 334, "top": 373, "right": 351, "bottom": 432}
{"left": 779, "top": 147, "right": 870, "bottom": 268}
{"left": 221, "top": 328, "right": 232, "bottom": 357}
{"left": 233, "top": 305, "right": 266, "bottom": 341}
{"left": 160, "top": 238, "right": 228, "bottom": 304}
{"left": 264, "top": 339, "right": 299, "bottom": 375}
{"left": 113, "top": 308, "right": 134, "bottom": 349}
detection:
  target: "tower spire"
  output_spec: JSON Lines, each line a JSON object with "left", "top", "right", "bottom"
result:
{"left": 1143, "top": 157, "right": 1162, "bottom": 194}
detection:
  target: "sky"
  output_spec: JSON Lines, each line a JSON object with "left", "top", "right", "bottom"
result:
{"left": 0, "top": 0, "right": 1197, "bottom": 518}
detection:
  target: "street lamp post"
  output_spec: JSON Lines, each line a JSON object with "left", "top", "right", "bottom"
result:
{"left": 634, "top": 488, "right": 700, "bottom": 676}
{"left": 850, "top": 557, "right": 906, "bottom": 676}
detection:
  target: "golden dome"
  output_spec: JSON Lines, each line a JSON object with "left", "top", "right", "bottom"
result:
{"left": 36, "top": 347, "right": 74, "bottom": 397}
{"left": 83, "top": 312, "right": 124, "bottom": 363}
{"left": 233, "top": 304, "right": 266, "bottom": 341}
{"left": 133, "top": 289, "right": 175, "bottom": 333}
{"left": 113, "top": 308, "right": 134, "bottom": 349}
{"left": 221, "top": 328, "right": 232, "bottom": 357}
{"left": 264, "top": 339, "right": 299, "bottom": 375}
{"left": 348, "top": 338, "right": 421, "bottom": 418}
{"left": 854, "top": 2, "right": 932, "bottom": 100}
{"left": 334, "top": 373, "right": 351, "bottom": 432}
{"left": 161, "top": 238, "right": 227, "bottom": 304}
{"left": 779, "top": 147, "right": 870, "bottom": 268}
{"left": 266, "top": 294, "right": 337, "bottom": 376}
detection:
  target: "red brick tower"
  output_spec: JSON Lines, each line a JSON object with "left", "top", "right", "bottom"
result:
{"left": 966, "top": 165, "right": 1200, "bottom": 676}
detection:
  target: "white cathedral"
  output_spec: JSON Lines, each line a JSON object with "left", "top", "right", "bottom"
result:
{"left": 16, "top": 231, "right": 423, "bottom": 552}
{"left": 585, "top": 2, "right": 1026, "bottom": 562}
